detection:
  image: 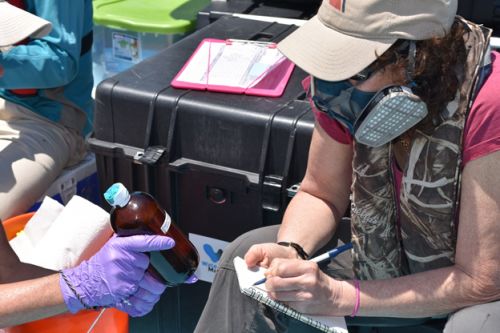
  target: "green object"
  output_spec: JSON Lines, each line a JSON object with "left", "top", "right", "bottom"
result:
{"left": 93, "top": 0, "right": 210, "bottom": 34}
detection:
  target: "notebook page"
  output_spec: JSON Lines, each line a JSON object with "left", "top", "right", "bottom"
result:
{"left": 233, "top": 257, "right": 348, "bottom": 332}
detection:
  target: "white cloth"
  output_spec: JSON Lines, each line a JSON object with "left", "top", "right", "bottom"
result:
{"left": 0, "top": 99, "right": 86, "bottom": 220}
{"left": 9, "top": 195, "right": 113, "bottom": 270}
{"left": 8, "top": 196, "right": 64, "bottom": 262}
{"left": 23, "top": 195, "right": 64, "bottom": 245}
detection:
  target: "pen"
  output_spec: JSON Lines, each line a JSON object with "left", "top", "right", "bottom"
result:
{"left": 252, "top": 242, "right": 353, "bottom": 286}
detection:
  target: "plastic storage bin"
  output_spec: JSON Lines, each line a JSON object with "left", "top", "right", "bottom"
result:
{"left": 27, "top": 153, "right": 100, "bottom": 212}
{"left": 2, "top": 212, "right": 129, "bottom": 333}
{"left": 92, "top": 0, "right": 210, "bottom": 85}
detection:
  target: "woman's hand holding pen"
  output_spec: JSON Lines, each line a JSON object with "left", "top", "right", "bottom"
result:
{"left": 243, "top": 242, "right": 341, "bottom": 315}
{"left": 244, "top": 243, "right": 303, "bottom": 268}
{"left": 262, "top": 257, "right": 343, "bottom": 316}
{"left": 247, "top": 243, "right": 355, "bottom": 316}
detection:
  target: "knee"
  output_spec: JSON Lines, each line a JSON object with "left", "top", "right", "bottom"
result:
{"left": 219, "top": 225, "right": 279, "bottom": 265}
{"left": 444, "top": 301, "right": 500, "bottom": 333}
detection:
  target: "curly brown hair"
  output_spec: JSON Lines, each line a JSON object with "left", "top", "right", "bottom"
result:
{"left": 372, "top": 19, "right": 468, "bottom": 130}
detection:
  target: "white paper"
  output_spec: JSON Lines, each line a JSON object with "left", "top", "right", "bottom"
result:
{"left": 9, "top": 197, "right": 64, "bottom": 263}
{"left": 23, "top": 196, "right": 64, "bottom": 245}
{"left": 175, "top": 41, "right": 285, "bottom": 88}
{"left": 10, "top": 196, "right": 113, "bottom": 270}
{"left": 234, "top": 257, "right": 348, "bottom": 333}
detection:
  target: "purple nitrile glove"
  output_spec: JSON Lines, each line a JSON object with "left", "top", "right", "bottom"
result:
{"left": 114, "top": 272, "right": 199, "bottom": 317}
{"left": 59, "top": 234, "right": 175, "bottom": 314}
{"left": 185, "top": 274, "right": 198, "bottom": 284}
{"left": 113, "top": 271, "right": 167, "bottom": 317}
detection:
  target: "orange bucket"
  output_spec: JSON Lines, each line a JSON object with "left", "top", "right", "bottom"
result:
{"left": 2, "top": 212, "right": 129, "bottom": 333}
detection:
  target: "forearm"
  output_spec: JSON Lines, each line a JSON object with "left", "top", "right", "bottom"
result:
{"left": 277, "top": 125, "right": 352, "bottom": 255}
{"left": 0, "top": 274, "right": 67, "bottom": 328}
{"left": 277, "top": 189, "right": 343, "bottom": 255}
{"left": 336, "top": 265, "right": 500, "bottom": 318}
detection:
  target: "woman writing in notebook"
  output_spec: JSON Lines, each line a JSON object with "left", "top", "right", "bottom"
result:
{"left": 195, "top": 0, "right": 500, "bottom": 332}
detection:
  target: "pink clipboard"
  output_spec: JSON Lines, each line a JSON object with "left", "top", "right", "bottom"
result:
{"left": 171, "top": 38, "right": 295, "bottom": 98}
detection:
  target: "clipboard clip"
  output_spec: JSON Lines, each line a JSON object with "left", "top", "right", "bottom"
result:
{"left": 225, "top": 39, "right": 277, "bottom": 48}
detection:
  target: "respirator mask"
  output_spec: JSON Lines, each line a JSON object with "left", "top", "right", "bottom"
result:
{"left": 311, "top": 41, "right": 428, "bottom": 147}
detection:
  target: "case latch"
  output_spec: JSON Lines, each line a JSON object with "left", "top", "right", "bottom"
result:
{"left": 262, "top": 174, "right": 284, "bottom": 212}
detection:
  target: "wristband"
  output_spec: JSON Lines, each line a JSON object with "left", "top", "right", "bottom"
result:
{"left": 350, "top": 279, "right": 360, "bottom": 317}
{"left": 277, "top": 241, "right": 309, "bottom": 260}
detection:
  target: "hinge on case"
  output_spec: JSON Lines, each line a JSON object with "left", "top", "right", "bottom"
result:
{"left": 134, "top": 146, "right": 166, "bottom": 165}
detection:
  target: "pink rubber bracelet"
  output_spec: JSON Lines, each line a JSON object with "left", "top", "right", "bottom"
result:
{"left": 350, "top": 279, "right": 360, "bottom": 317}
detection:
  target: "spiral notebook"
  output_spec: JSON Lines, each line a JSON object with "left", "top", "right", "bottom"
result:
{"left": 171, "top": 38, "right": 295, "bottom": 97}
{"left": 234, "top": 257, "right": 348, "bottom": 333}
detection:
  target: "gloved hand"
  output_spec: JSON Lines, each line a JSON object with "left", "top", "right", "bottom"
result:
{"left": 59, "top": 234, "right": 175, "bottom": 316}
{"left": 112, "top": 271, "right": 198, "bottom": 317}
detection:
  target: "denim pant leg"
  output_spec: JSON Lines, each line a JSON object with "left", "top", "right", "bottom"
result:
{"left": 194, "top": 225, "right": 287, "bottom": 333}
{"left": 194, "top": 219, "right": 354, "bottom": 333}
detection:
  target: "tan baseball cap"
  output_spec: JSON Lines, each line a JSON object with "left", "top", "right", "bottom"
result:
{"left": 278, "top": 0, "right": 457, "bottom": 81}
{"left": 0, "top": 0, "right": 52, "bottom": 47}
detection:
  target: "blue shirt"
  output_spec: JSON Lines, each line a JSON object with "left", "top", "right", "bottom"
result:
{"left": 0, "top": 0, "right": 94, "bottom": 136}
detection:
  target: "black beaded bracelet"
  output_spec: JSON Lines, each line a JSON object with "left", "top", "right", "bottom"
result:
{"left": 277, "top": 241, "right": 309, "bottom": 260}
{"left": 60, "top": 271, "right": 100, "bottom": 311}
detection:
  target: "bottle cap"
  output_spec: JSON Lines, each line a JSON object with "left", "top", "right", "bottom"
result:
{"left": 104, "top": 183, "right": 131, "bottom": 207}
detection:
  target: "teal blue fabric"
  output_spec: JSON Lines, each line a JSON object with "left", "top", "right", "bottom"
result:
{"left": 0, "top": 0, "right": 94, "bottom": 136}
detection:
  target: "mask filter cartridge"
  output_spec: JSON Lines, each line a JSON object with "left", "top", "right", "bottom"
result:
{"left": 354, "top": 86, "right": 427, "bottom": 147}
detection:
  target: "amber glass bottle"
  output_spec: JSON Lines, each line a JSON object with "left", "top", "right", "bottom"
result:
{"left": 104, "top": 183, "right": 199, "bottom": 286}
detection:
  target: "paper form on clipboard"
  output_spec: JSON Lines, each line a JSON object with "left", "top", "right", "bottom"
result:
{"left": 171, "top": 38, "right": 295, "bottom": 97}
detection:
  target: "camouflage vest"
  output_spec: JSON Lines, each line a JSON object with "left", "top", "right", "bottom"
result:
{"left": 350, "top": 18, "right": 492, "bottom": 280}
